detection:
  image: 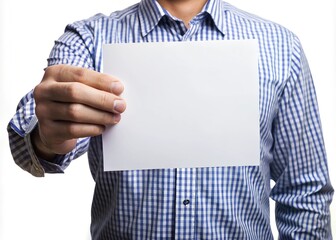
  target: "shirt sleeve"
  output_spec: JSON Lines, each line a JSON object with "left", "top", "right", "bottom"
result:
{"left": 7, "top": 20, "right": 96, "bottom": 177}
{"left": 270, "top": 36, "right": 334, "bottom": 239}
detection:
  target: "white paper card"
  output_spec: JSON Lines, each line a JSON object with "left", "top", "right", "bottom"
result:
{"left": 102, "top": 40, "right": 260, "bottom": 171}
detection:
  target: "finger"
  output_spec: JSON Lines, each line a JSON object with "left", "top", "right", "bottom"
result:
{"left": 43, "top": 139, "right": 78, "bottom": 155}
{"left": 40, "top": 119, "right": 106, "bottom": 142}
{"left": 37, "top": 101, "right": 121, "bottom": 125}
{"left": 33, "top": 127, "right": 77, "bottom": 156}
{"left": 44, "top": 64, "right": 124, "bottom": 95}
{"left": 41, "top": 82, "right": 127, "bottom": 114}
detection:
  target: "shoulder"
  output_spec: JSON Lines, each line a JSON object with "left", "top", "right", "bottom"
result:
{"left": 222, "top": 2, "right": 298, "bottom": 44}
{"left": 64, "top": 3, "right": 141, "bottom": 37}
{"left": 85, "top": 2, "right": 140, "bottom": 25}
{"left": 222, "top": 2, "right": 303, "bottom": 65}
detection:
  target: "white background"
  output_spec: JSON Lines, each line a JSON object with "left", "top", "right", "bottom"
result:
{"left": 0, "top": 0, "right": 335, "bottom": 239}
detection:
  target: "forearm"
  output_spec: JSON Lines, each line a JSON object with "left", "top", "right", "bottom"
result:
{"left": 272, "top": 176, "right": 333, "bottom": 239}
{"left": 7, "top": 121, "right": 45, "bottom": 177}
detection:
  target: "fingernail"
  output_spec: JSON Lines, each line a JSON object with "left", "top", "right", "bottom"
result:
{"left": 113, "top": 114, "right": 121, "bottom": 124}
{"left": 111, "top": 82, "right": 124, "bottom": 93}
{"left": 113, "top": 100, "right": 126, "bottom": 113}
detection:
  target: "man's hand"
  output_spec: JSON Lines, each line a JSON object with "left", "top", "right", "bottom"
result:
{"left": 31, "top": 64, "right": 126, "bottom": 160}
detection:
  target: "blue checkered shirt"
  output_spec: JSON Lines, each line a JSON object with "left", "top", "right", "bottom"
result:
{"left": 7, "top": 0, "right": 334, "bottom": 239}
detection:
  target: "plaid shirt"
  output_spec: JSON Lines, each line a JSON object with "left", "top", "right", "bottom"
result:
{"left": 8, "top": 0, "right": 333, "bottom": 239}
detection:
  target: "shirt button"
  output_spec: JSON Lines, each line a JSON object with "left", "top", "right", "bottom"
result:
{"left": 183, "top": 199, "right": 190, "bottom": 205}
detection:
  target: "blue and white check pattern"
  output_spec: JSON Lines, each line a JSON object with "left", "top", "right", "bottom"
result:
{"left": 7, "top": 0, "right": 333, "bottom": 239}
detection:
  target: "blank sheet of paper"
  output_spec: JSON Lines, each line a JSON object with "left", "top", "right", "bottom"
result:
{"left": 102, "top": 40, "right": 259, "bottom": 171}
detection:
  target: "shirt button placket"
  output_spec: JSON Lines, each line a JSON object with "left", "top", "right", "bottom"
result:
{"left": 175, "top": 168, "right": 196, "bottom": 239}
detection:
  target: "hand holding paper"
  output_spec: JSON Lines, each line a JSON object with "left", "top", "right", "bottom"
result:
{"left": 32, "top": 64, "right": 126, "bottom": 160}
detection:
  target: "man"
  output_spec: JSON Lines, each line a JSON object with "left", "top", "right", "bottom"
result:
{"left": 7, "top": 0, "right": 334, "bottom": 239}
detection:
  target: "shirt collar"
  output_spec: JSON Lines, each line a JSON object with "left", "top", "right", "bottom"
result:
{"left": 138, "top": 0, "right": 226, "bottom": 37}
{"left": 138, "top": 0, "right": 165, "bottom": 37}
{"left": 203, "top": 0, "right": 226, "bottom": 35}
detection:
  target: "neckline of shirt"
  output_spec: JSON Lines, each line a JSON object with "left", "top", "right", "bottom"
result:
{"left": 138, "top": 0, "right": 227, "bottom": 37}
